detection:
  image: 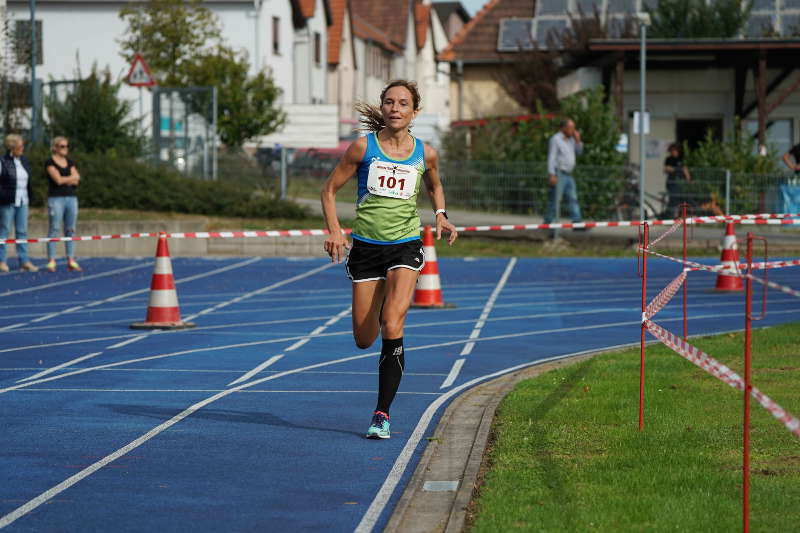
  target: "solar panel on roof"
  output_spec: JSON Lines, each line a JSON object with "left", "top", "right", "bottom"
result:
{"left": 497, "top": 18, "right": 535, "bottom": 51}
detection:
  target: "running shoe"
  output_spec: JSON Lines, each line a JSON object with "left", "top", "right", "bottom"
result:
{"left": 0, "top": 262, "right": 8, "bottom": 273}
{"left": 366, "top": 411, "right": 390, "bottom": 439}
{"left": 46, "top": 258, "right": 57, "bottom": 272}
{"left": 20, "top": 262, "right": 38, "bottom": 272}
{"left": 67, "top": 258, "right": 81, "bottom": 272}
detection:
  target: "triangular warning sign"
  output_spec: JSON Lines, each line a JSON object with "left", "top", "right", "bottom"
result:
{"left": 126, "top": 54, "right": 156, "bottom": 87}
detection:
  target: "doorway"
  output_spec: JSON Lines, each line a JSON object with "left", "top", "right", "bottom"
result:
{"left": 676, "top": 118, "right": 723, "bottom": 150}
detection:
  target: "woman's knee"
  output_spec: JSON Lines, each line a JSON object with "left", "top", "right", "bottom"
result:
{"left": 380, "top": 313, "right": 406, "bottom": 339}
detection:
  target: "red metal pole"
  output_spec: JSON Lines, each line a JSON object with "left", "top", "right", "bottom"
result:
{"left": 640, "top": 223, "right": 648, "bottom": 431}
{"left": 682, "top": 203, "right": 688, "bottom": 340}
{"left": 743, "top": 232, "right": 753, "bottom": 533}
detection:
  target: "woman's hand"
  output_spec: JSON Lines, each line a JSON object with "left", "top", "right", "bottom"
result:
{"left": 436, "top": 214, "right": 458, "bottom": 246}
{"left": 324, "top": 232, "right": 350, "bottom": 264}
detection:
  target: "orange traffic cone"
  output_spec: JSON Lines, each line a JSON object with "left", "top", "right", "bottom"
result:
{"left": 412, "top": 226, "right": 455, "bottom": 309}
{"left": 131, "top": 233, "right": 196, "bottom": 329}
{"left": 714, "top": 222, "right": 743, "bottom": 292}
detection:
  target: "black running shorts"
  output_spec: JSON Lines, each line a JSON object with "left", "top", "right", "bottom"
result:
{"left": 345, "top": 238, "right": 425, "bottom": 282}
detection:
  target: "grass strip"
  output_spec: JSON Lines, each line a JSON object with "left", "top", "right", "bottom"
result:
{"left": 469, "top": 322, "right": 800, "bottom": 532}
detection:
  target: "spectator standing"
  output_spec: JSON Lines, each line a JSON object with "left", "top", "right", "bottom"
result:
{"left": 0, "top": 134, "right": 38, "bottom": 272}
{"left": 782, "top": 143, "right": 800, "bottom": 176}
{"left": 45, "top": 136, "right": 81, "bottom": 272}
{"left": 664, "top": 143, "right": 692, "bottom": 217}
{"left": 545, "top": 119, "right": 584, "bottom": 228}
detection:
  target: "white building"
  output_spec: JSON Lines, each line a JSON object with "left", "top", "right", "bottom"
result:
{"left": 2, "top": 0, "right": 337, "bottom": 148}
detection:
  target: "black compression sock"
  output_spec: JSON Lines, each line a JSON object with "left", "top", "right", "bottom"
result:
{"left": 376, "top": 337, "right": 404, "bottom": 414}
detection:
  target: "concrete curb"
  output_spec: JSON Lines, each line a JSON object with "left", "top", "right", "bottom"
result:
{"left": 384, "top": 353, "right": 597, "bottom": 533}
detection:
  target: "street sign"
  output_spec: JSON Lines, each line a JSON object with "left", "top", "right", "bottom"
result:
{"left": 126, "top": 54, "right": 156, "bottom": 87}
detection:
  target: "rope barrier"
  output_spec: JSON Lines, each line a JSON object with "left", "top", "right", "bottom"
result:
{"left": 3, "top": 213, "right": 799, "bottom": 245}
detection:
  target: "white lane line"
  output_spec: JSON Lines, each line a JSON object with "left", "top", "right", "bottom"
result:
{"left": 440, "top": 359, "right": 465, "bottom": 389}
{"left": 107, "top": 335, "right": 147, "bottom": 350}
{"left": 0, "top": 257, "right": 262, "bottom": 332}
{"left": 4, "top": 291, "right": 798, "bottom": 356}
{"left": 15, "top": 388, "right": 442, "bottom": 395}
{"left": 442, "top": 257, "right": 516, "bottom": 388}
{"left": 229, "top": 305, "right": 351, "bottom": 385}
{"left": 15, "top": 352, "right": 103, "bottom": 383}
{"left": 181, "top": 261, "right": 334, "bottom": 323}
{"left": 353, "top": 345, "right": 639, "bottom": 533}
{"left": 227, "top": 355, "right": 284, "bottom": 386}
{"left": 5, "top": 307, "right": 800, "bottom": 396}
{"left": 0, "top": 262, "right": 152, "bottom": 298}
{"left": 460, "top": 257, "right": 517, "bottom": 358}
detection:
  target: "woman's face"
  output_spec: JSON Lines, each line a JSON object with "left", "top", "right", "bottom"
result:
{"left": 669, "top": 147, "right": 679, "bottom": 158}
{"left": 12, "top": 141, "right": 24, "bottom": 157}
{"left": 381, "top": 86, "right": 417, "bottom": 131}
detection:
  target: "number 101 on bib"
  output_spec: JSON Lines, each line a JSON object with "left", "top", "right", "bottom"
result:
{"left": 367, "top": 162, "right": 416, "bottom": 200}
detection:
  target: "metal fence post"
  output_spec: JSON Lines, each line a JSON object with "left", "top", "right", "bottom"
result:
{"left": 280, "top": 147, "right": 287, "bottom": 200}
{"left": 212, "top": 86, "right": 218, "bottom": 181}
{"left": 725, "top": 169, "right": 731, "bottom": 215}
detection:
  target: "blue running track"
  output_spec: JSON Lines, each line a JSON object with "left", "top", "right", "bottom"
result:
{"left": 1, "top": 255, "right": 799, "bottom": 532}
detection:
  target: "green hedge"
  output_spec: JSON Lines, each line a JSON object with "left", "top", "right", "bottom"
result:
{"left": 26, "top": 149, "right": 307, "bottom": 219}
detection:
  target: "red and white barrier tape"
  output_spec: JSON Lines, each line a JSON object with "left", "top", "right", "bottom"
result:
{"left": 645, "top": 271, "right": 686, "bottom": 320}
{"left": 646, "top": 219, "right": 684, "bottom": 250}
{"left": 646, "top": 320, "right": 800, "bottom": 439}
{"left": 748, "top": 272, "right": 800, "bottom": 298}
{"left": 686, "top": 258, "right": 800, "bottom": 273}
{"left": 3, "top": 213, "right": 799, "bottom": 245}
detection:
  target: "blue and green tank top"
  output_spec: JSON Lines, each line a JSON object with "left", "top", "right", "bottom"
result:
{"left": 351, "top": 132, "right": 425, "bottom": 244}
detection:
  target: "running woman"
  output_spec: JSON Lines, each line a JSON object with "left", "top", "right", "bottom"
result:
{"left": 321, "top": 80, "right": 457, "bottom": 439}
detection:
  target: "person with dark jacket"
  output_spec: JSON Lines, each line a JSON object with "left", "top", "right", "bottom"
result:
{"left": 0, "top": 134, "right": 38, "bottom": 272}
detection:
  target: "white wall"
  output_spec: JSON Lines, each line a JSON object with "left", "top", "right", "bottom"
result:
{"left": 415, "top": 7, "right": 450, "bottom": 147}
{"left": 327, "top": 5, "right": 356, "bottom": 124}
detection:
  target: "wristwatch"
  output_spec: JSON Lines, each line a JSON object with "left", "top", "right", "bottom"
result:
{"left": 434, "top": 209, "right": 448, "bottom": 219}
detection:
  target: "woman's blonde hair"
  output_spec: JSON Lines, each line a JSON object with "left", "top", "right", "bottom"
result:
{"left": 51, "top": 136, "right": 68, "bottom": 153}
{"left": 4, "top": 134, "right": 23, "bottom": 151}
{"left": 355, "top": 79, "right": 422, "bottom": 133}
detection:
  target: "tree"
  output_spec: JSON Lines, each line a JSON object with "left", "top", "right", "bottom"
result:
{"left": 647, "top": 0, "right": 753, "bottom": 39}
{"left": 45, "top": 66, "right": 144, "bottom": 155}
{"left": 182, "top": 47, "right": 285, "bottom": 148}
{"left": 119, "top": 0, "right": 286, "bottom": 148}
{"left": 118, "top": 0, "right": 222, "bottom": 86}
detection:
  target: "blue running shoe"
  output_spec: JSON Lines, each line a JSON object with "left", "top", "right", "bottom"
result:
{"left": 366, "top": 411, "right": 390, "bottom": 439}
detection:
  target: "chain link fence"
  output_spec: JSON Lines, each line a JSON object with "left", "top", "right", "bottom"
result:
{"left": 224, "top": 152, "right": 800, "bottom": 220}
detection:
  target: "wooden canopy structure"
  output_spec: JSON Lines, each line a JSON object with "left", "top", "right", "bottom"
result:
{"left": 580, "top": 38, "right": 800, "bottom": 147}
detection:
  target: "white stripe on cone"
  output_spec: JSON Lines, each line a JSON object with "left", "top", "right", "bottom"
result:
{"left": 148, "top": 289, "right": 180, "bottom": 308}
{"left": 416, "top": 274, "right": 441, "bottom": 291}
{"left": 423, "top": 245, "right": 437, "bottom": 261}
{"left": 722, "top": 235, "right": 737, "bottom": 249}
{"left": 154, "top": 257, "right": 174, "bottom": 275}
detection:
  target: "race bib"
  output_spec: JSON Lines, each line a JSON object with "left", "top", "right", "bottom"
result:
{"left": 366, "top": 161, "right": 417, "bottom": 200}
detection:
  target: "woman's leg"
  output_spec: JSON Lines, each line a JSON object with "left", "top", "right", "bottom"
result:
{"left": 47, "top": 197, "right": 64, "bottom": 260}
{"left": 15, "top": 205, "right": 29, "bottom": 265}
{"left": 64, "top": 197, "right": 78, "bottom": 258}
{"left": 352, "top": 280, "right": 385, "bottom": 349}
{"left": 374, "top": 267, "right": 418, "bottom": 415}
{"left": 0, "top": 205, "right": 12, "bottom": 265}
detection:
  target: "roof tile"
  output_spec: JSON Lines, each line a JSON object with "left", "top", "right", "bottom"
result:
{"left": 439, "top": 0, "right": 536, "bottom": 62}
{"left": 415, "top": 3, "right": 431, "bottom": 50}
{"left": 328, "top": 0, "right": 346, "bottom": 65}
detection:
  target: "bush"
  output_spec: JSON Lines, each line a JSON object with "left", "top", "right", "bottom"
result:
{"left": 27, "top": 148, "right": 308, "bottom": 219}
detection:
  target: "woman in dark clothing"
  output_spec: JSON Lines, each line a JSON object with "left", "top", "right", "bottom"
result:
{"left": 0, "top": 134, "right": 37, "bottom": 272}
{"left": 664, "top": 143, "right": 692, "bottom": 217}
{"left": 45, "top": 136, "right": 81, "bottom": 272}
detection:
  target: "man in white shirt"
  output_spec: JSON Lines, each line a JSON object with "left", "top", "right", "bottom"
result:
{"left": 544, "top": 118, "right": 584, "bottom": 226}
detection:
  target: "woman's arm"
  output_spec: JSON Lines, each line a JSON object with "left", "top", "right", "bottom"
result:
{"left": 784, "top": 152, "right": 797, "bottom": 171}
{"left": 46, "top": 165, "right": 76, "bottom": 186}
{"left": 422, "top": 145, "right": 457, "bottom": 245}
{"left": 321, "top": 138, "right": 366, "bottom": 263}
{"left": 683, "top": 165, "right": 691, "bottom": 181}
{"left": 69, "top": 163, "right": 80, "bottom": 185}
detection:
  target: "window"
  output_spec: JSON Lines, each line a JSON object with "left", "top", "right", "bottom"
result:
{"left": 272, "top": 17, "right": 280, "bottom": 55}
{"left": 314, "top": 32, "right": 321, "bottom": 65}
{"left": 745, "top": 119, "right": 794, "bottom": 161}
{"left": 15, "top": 20, "right": 43, "bottom": 66}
